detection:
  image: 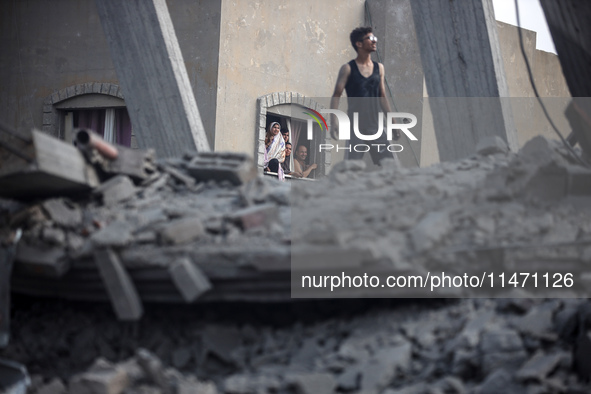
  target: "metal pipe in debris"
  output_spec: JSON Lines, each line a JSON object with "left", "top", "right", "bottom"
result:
{"left": 75, "top": 129, "right": 119, "bottom": 160}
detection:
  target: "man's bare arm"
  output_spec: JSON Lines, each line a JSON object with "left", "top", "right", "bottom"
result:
{"left": 330, "top": 64, "right": 351, "bottom": 139}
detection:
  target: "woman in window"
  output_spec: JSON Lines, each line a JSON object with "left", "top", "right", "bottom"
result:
{"left": 263, "top": 122, "right": 286, "bottom": 178}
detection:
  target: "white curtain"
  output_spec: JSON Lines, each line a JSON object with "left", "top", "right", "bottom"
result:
{"left": 103, "top": 108, "right": 116, "bottom": 143}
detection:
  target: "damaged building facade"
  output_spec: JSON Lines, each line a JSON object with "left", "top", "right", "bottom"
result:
{"left": 0, "top": 0, "right": 571, "bottom": 174}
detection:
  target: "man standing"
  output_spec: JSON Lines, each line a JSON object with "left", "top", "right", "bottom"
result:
{"left": 293, "top": 145, "right": 317, "bottom": 179}
{"left": 330, "top": 27, "right": 399, "bottom": 165}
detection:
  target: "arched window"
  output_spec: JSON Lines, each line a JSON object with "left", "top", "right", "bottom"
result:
{"left": 43, "top": 83, "right": 136, "bottom": 148}
{"left": 256, "top": 92, "right": 330, "bottom": 179}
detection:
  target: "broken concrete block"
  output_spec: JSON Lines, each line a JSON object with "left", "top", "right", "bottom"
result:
{"left": 15, "top": 242, "right": 70, "bottom": 277}
{"left": 168, "top": 257, "right": 211, "bottom": 302}
{"left": 286, "top": 373, "right": 336, "bottom": 394}
{"left": 135, "top": 349, "right": 168, "bottom": 390}
{"left": 567, "top": 166, "right": 591, "bottom": 196}
{"left": 522, "top": 162, "right": 568, "bottom": 202}
{"left": 411, "top": 210, "right": 452, "bottom": 252}
{"left": 91, "top": 220, "right": 134, "bottom": 248}
{"left": 159, "top": 217, "right": 204, "bottom": 245}
{"left": 177, "top": 378, "right": 218, "bottom": 394}
{"left": 478, "top": 369, "right": 523, "bottom": 394}
{"left": 69, "top": 359, "right": 130, "bottom": 394}
{"left": 480, "top": 327, "right": 527, "bottom": 376}
{"left": 93, "top": 249, "right": 143, "bottom": 321}
{"left": 161, "top": 165, "right": 195, "bottom": 188}
{"left": 360, "top": 342, "right": 412, "bottom": 393}
{"left": 42, "top": 199, "right": 82, "bottom": 228}
{"left": 515, "top": 351, "right": 562, "bottom": 382}
{"left": 37, "top": 378, "right": 67, "bottom": 394}
{"left": 201, "top": 325, "right": 242, "bottom": 364}
{"left": 336, "top": 367, "right": 361, "bottom": 392}
{"left": 41, "top": 226, "right": 66, "bottom": 246}
{"left": 476, "top": 136, "right": 509, "bottom": 156}
{"left": 171, "top": 347, "right": 192, "bottom": 369}
{"left": 94, "top": 175, "right": 136, "bottom": 206}
{"left": 231, "top": 204, "right": 278, "bottom": 230}
{"left": 187, "top": 152, "right": 257, "bottom": 185}
{"left": 512, "top": 304, "right": 558, "bottom": 341}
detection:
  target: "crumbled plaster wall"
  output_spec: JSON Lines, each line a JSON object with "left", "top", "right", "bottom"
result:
{"left": 214, "top": 0, "right": 365, "bottom": 154}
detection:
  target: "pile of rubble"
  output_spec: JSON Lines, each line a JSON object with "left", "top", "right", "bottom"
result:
{"left": 6, "top": 297, "right": 591, "bottom": 394}
{"left": 2, "top": 133, "right": 591, "bottom": 392}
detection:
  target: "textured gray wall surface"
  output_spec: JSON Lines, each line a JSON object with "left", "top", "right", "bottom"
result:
{"left": 0, "top": 0, "right": 220, "bottom": 148}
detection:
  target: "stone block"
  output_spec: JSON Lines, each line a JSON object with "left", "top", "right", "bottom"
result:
{"left": 93, "top": 249, "right": 143, "bottom": 321}
{"left": 478, "top": 369, "right": 523, "bottom": 394}
{"left": 94, "top": 175, "right": 136, "bottom": 206}
{"left": 480, "top": 327, "right": 527, "bottom": 376}
{"left": 15, "top": 242, "right": 70, "bottom": 277}
{"left": 515, "top": 351, "right": 562, "bottom": 382}
{"left": 92, "top": 82, "right": 102, "bottom": 93}
{"left": 360, "top": 342, "right": 412, "bottom": 393}
{"left": 161, "top": 165, "right": 195, "bottom": 188}
{"left": 160, "top": 217, "right": 204, "bottom": 245}
{"left": 169, "top": 257, "right": 212, "bottom": 302}
{"left": 69, "top": 359, "right": 129, "bottom": 394}
{"left": 75, "top": 84, "right": 84, "bottom": 96}
{"left": 411, "top": 210, "right": 453, "bottom": 252}
{"left": 109, "top": 84, "right": 118, "bottom": 96}
{"left": 231, "top": 204, "right": 278, "bottom": 230}
{"left": 476, "top": 135, "right": 508, "bottom": 155}
{"left": 37, "top": 378, "right": 66, "bottom": 394}
{"left": 187, "top": 152, "right": 257, "bottom": 185}
{"left": 100, "top": 83, "right": 110, "bottom": 94}
{"left": 286, "top": 373, "right": 336, "bottom": 394}
{"left": 91, "top": 220, "right": 134, "bottom": 248}
{"left": 66, "top": 86, "right": 76, "bottom": 98}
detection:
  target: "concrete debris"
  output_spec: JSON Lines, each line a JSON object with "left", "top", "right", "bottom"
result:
{"left": 168, "top": 257, "right": 211, "bottom": 302}
{"left": 42, "top": 199, "right": 83, "bottom": 228}
{"left": 3, "top": 134, "right": 591, "bottom": 393}
{"left": 94, "top": 175, "right": 136, "bottom": 206}
{"left": 476, "top": 135, "right": 509, "bottom": 156}
{"left": 93, "top": 248, "right": 143, "bottom": 321}
{"left": 159, "top": 217, "right": 205, "bottom": 245}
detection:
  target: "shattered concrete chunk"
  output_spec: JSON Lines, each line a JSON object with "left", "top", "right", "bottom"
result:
{"left": 480, "top": 327, "right": 527, "bottom": 376}
{"left": 36, "top": 378, "right": 67, "bottom": 394}
{"left": 187, "top": 152, "right": 257, "bottom": 186}
{"left": 90, "top": 220, "right": 134, "bottom": 248}
{"left": 159, "top": 217, "right": 204, "bottom": 245}
{"left": 93, "top": 249, "right": 143, "bottom": 321}
{"left": 15, "top": 242, "right": 70, "bottom": 277}
{"left": 231, "top": 204, "right": 278, "bottom": 230}
{"left": 69, "top": 358, "right": 130, "bottom": 394}
{"left": 360, "top": 342, "right": 412, "bottom": 393}
{"left": 168, "top": 257, "right": 212, "bottom": 302}
{"left": 411, "top": 210, "right": 452, "bottom": 252}
{"left": 202, "top": 325, "right": 243, "bottom": 364}
{"left": 515, "top": 351, "right": 562, "bottom": 382}
{"left": 477, "top": 369, "right": 523, "bottom": 394}
{"left": 42, "top": 198, "right": 82, "bottom": 228}
{"left": 476, "top": 135, "right": 509, "bottom": 156}
{"left": 94, "top": 175, "right": 136, "bottom": 206}
{"left": 41, "top": 226, "right": 66, "bottom": 245}
{"left": 286, "top": 372, "right": 336, "bottom": 394}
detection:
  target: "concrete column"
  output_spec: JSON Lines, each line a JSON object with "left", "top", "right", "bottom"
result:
{"left": 410, "top": 0, "right": 518, "bottom": 162}
{"left": 366, "top": 0, "right": 424, "bottom": 168}
{"left": 95, "top": 0, "right": 210, "bottom": 157}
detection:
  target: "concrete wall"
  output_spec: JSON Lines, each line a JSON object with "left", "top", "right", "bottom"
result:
{"left": 420, "top": 21, "right": 571, "bottom": 167}
{"left": 496, "top": 21, "right": 571, "bottom": 147}
{"left": 367, "top": 0, "right": 424, "bottom": 168}
{"left": 0, "top": 0, "right": 220, "bottom": 147}
{"left": 214, "top": 0, "right": 365, "bottom": 155}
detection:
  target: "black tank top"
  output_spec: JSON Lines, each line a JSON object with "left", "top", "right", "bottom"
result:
{"left": 345, "top": 60, "right": 381, "bottom": 133}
